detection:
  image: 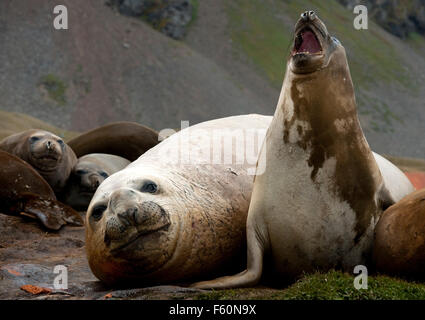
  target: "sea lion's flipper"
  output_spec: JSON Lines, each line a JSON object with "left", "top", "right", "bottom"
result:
{"left": 191, "top": 223, "right": 265, "bottom": 289}
{"left": 67, "top": 122, "right": 159, "bottom": 161}
{"left": 16, "top": 193, "right": 84, "bottom": 231}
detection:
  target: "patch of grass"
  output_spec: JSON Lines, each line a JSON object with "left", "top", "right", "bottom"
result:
{"left": 0, "top": 110, "right": 78, "bottom": 141}
{"left": 225, "top": 0, "right": 292, "bottom": 87}
{"left": 39, "top": 74, "right": 67, "bottom": 106}
{"left": 188, "top": 0, "right": 199, "bottom": 27}
{"left": 194, "top": 270, "right": 425, "bottom": 300}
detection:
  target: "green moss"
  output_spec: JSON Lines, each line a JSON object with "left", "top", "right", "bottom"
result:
{"left": 39, "top": 74, "right": 67, "bottom": 106}
{"left": 225, "top": 0, "right": 291, "bottom": 88}
{"left": 189, "top": 0, "right": 199, "bottom": 27}
{"left": 194, "top": 270, "right": 425, "bottom": 300}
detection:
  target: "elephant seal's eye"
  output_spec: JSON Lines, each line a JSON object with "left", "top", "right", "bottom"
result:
{"left": 57, "top": 139, "right": 65, "bottom": 147}
{"left": 99, "top": 171, "right": 109, "bottom": 179}
{"left": 141, "top": 181, "right": 158, "bottom": 194}
{"left": 91, "top": 205, "right": 107, "bottom": 221}
{"left": 75, "top": 169, "right": 88, "bottom": 175}
{"left": 29, "top": 136, "right": 40, "bottom": 143}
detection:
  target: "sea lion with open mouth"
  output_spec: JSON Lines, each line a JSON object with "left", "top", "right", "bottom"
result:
{"left": 192, "top": 11, "right": 409, "bottom": 289}
{"left": 0, "top": 130, "right": 77, "bottom": 193}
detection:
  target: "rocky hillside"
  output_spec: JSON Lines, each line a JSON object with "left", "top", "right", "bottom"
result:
{"left": 338, "top": 0, "right": 425, "bottom": 38}
{"left": 0, "top": 0, "right": 424, "bottom": 159}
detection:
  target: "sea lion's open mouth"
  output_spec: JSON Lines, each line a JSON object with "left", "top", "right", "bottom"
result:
{"left": 292, "top": 27, "right": 322, "bottom": 56}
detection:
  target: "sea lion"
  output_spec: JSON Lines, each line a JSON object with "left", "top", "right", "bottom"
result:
{"left": 0, "top": 130, "right": 77, "bottom": 193}
{"left": 62, "top": 153, "right": 131, "bottom": 211}
{"left": 67, "top": 122, "right": 159, "bottom": 162}
{"left": 0, "top": 150, "right": 83, "bottom": 230}
{"left": 192, "top": 11, "right": 403, "bottom": 289}
{"left": 85, "top": 114, "right": 270, "bottom": 285}
{"left": 373, "top": 188, "right": 425, "bottom": 279}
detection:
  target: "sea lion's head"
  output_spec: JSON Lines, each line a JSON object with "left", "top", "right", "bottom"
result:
{"left": 63, "top": 158, "right": 110, "bottom": 210}
{"left": 85, "top": 165, "right": 182, "bottom": 285}
{"left": 26, "top": 130, "right": 66, "bottom": 172}
{"left": 289, "top": 10, "right": 343, "bottom": 74}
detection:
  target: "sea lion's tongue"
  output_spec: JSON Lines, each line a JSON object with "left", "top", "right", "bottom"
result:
{"left": 298, "top": 30, "right": 321, "bottom": 53}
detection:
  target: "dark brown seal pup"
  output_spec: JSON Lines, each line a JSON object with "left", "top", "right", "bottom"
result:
{"left": 373, "top": 188, "right": 425, "bottom": 279}
{"left": 0, "top": 130, "right": 77, "bottom": 193}
{"left": 193, "top": 11, "right": 401, "bottom": 289}
{"left": 0, "top": 150, "right": 83, "bottom": 230}
{"left": 67, "top": 122, "right": 159, "bottom": 162}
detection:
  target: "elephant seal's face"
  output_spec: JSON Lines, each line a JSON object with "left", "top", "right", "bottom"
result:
{"left": 26, "top": 131, "right": 65, "bottom": 172}
{"left": 85, "top": 166, "right": 181, "bottom": 284}
{"left": 289, "top": 10, "right": 343, "bottom": 74}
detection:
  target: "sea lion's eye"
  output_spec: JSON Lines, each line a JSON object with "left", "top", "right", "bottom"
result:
{"left": 99, "top": 171, "right": 109, "bottom": 179}
{"left": 332, "top": 36, "right": 341, "bottom": 45}
{"left": 141, "top": 181, "right": 158, "bottom": 194}
{"left": 91, "top": 205, "right": 107, "bottom": 221}
{"left": 29, "top": 137, "right": 40, "bottom": 143}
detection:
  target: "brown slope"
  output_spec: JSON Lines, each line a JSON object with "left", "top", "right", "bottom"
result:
{"left": 0, "top": 0, "right": 271, "bottom": 132}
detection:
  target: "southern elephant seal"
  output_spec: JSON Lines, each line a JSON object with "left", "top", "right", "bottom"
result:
{"left": 67, "top": 122, "right": 159, "bottom": 162}
{"left": 0, "top": 130, "right": 77, "bottom": 193}
{"left": 62, "top": 153, "right": 131, "bottom": 211}
{"left": 373, "top": 188, "right": 425, "bottom": 279}
{"left": 84, "top": 111, "right": 411, "bottom": 286}
{"left": 0, "top": 150, "right": 83, "bottom": 230}
{"left": 192, "top": 11, "right": 410, "bottom": 289}
{"left": 85, "top": 114, "right": 270, "bottom": 285}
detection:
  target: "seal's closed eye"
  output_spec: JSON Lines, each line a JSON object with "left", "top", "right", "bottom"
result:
{"left": 29, "top": 136, "right": 40, "bottom": 143}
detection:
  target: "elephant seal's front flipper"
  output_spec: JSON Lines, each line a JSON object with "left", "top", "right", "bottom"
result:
{"left": 0, "top": 151, "right": 83, "bottom": 230}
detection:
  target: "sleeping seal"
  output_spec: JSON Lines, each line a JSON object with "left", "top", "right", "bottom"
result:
{"left": 62, "top": 153, "right": 131, "bottom": 210}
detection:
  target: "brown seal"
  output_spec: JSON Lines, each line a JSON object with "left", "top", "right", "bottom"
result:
{"left": 373, "top": 188, "right": 425, "bottom": 279}
{"left": 192, "top": 11, "right": 409, "bottom": 289}
{"left": 62, "top": 153, "right": 131, "bottom": 210}
{"left": 0, "top": 150, "right": 83, "bottom": 230}
{"left": 0, "top": 130, "right": 77, "bottom": 193}
{"left": 67, "top": 122, "right": 159, "bottom": 162}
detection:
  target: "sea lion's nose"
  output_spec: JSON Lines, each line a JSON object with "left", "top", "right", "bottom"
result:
{"left": 46, "top": 140, "right": 52, "bottom": 150}
{"left": 301, "top": 10, "right": 316, "bottom": 21}
{"left": 109, "top": 188, "right": 138, "bottom": 226}
{"left": 89, "top": 175, "right": 101, "bottom": 189}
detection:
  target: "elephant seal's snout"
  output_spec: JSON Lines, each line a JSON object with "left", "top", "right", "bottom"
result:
{"left": 104, "top": 188, "right": 170, "bottom": 249}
